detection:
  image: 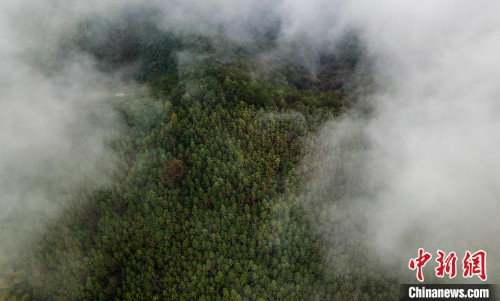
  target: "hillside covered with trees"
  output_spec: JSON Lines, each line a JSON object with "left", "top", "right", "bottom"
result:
{"left": 0, "top": 10, "right": 399, "bottom": 301}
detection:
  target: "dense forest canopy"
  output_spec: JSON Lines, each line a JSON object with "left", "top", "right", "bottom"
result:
{"left": 2, "top": 1, "right": 500, "bottom": 300}
{"left": 0, "top": 6, "right": 399, "bottom": 301}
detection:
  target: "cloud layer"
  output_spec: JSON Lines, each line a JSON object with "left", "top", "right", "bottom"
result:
{"left": 291, "top": 0, "right": 500, "bottom": 282}
{"left": 0, "top": 0, "right": 122, "bottom": 260}
{"left": 2, "top": 0, "right": 499, "bottom": 284}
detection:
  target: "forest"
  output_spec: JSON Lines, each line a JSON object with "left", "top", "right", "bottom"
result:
{"left": 0, "top": 9, "right": 399, "bottom": 301}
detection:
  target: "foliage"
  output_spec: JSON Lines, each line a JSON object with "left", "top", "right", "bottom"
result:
{"left": 8, "top": 17, "right": 399, "bottom": 300}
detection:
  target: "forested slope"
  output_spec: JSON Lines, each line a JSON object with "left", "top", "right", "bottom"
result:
{"left": 0, "top": 15, "right": 398, "bottom": 300}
